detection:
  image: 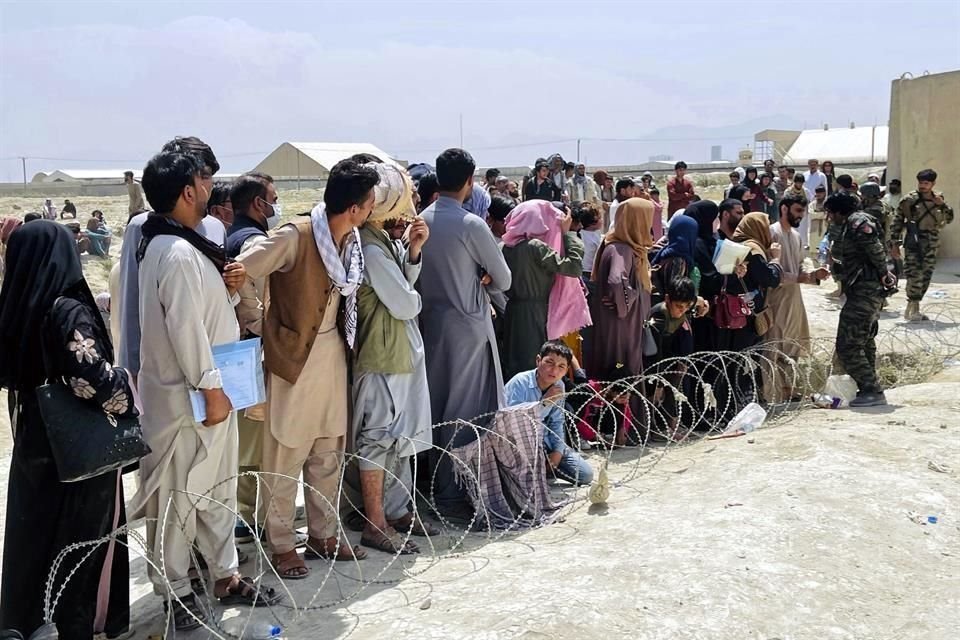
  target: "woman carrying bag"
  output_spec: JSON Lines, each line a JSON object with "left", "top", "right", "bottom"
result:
{"left": 0, "top": 221, "right": 139, "bottom": 640}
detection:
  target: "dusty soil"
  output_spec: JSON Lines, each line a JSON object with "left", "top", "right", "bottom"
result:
{"left": 0, "top": 190, "right": 958, "bottom": 639}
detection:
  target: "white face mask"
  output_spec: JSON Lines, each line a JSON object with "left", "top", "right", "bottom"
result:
{"left": 267, "top": 202, "right": 282, "bottom": 229}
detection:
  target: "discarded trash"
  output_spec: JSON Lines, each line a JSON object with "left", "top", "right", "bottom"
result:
{"left": 906, "top": 511, "right": 926, "bottom": 525}
{"left": 723, "top": 403, "right": 767, "bottom": 434}
{"left": 812, "top": 394, "right": 843, "bottom": 409}
{"left": 928, "top": 290, "right": 948, "bottom": 299}
{"left": 822, "top": 375, "right": 858, "bottom": 406}
{"left": 588, "top": 463, "right": 610, "bottom": 505}
{"left": 928, "top": 461, "right": 950, "bottom": 474}
{"left": 724, "top": 502, "right": 743, "bottom": 508}
{"left": 220, "top": 619, "right": 282, "bottom": 639}
{"left": 746, "top": 437, "right": 756, "bottom": 444}
{"left": 420, "top": 598, "right": 432, "bottom": 610}
{"left": 927, "top": 516, "right": 938, "bottom": 525}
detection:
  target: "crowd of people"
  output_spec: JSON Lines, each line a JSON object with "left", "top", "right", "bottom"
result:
{"left": 0, "top": 135, "right": 953, "bottom": 637}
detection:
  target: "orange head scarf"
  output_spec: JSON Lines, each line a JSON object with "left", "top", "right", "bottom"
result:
{"left": 731, "top": 212, "right": 773, "bottom": 258}
{"left": 593, "top": 197, "right": 653, "bottom": 292}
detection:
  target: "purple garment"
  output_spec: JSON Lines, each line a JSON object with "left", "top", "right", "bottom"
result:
{"left": 586, "top": 242, "right": 651, "bottom": 378}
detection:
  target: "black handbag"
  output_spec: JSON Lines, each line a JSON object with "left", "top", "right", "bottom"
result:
{"left": 35, "top": 381, "right": 150, "bottom": 482}
{"left": 35, "top": 304, "right": 151, "bottom": 483}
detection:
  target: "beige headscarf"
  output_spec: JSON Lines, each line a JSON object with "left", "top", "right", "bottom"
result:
{"left": 366, "top": 163, "right": 417, "bottom": 227}
{"left": 732, "top": 212, "right": 773, "bottom": 258}
{"left": 593, "top": 197, "right": 654, "bottom": 292}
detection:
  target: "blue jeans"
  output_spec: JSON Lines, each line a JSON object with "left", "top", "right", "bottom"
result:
{"left": 554, "top": 447, "right": 594, "bottom": 486}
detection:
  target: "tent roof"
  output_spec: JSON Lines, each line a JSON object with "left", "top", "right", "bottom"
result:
{"left": 45, "top": 169, "right": 142, "bottom": 181}
{"left": 285, "top": 142, "right": 398, "bottom": 170}
{"left": 782, "top": 126, "right": 888, "bottom": 164}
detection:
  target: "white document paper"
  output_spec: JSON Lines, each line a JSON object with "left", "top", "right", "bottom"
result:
{"left": 189, "top": 338, "right": 265, "bottom": 423}
{"left": 712, "top": 238, "right": 752, "bottom": 275}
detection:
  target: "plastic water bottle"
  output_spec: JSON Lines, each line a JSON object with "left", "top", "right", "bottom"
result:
{"left": 723, "top": 402, "right": 767, "bottom": 434}
{"left": 220, "top": 619, "right": 282, "bottom": 639}
{"left": 28, "top": 624, "right": 59, "bottom": 640}
{"left": 817, "top": 235, "right": 830, "bottom": 267}
{"left": 811, "top": 393, "right": 843, "bottom": 409}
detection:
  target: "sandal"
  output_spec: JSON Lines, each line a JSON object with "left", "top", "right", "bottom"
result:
{"left": 303, "top": 537, "right": 368, "bottom": 561}
{"left": 389, "top": 512, "right": 440, "bottom": 537}
{"left": 163, "top": 593, "right": 207, "bottom": 631}
{"left": 272, "top": 550, "right": 310, "bottom": 580}
{"left": 360, "top": 528, "right": 419, "bottom": 555}
{"left": 216, "top": 576, "right": 282, "bottom": 607}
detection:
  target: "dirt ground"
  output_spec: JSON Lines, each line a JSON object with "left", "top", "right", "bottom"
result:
{"left": 0, "top": 191, "right": 958, "bottom": 638}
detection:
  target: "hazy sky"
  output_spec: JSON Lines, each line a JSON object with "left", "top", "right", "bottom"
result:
{"left": 1, "top": 0, "right": 958, "bottom": 181}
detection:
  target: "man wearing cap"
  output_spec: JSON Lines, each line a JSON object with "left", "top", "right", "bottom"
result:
{"left": 344, "top": 163, "right": 437, "bottom": 554}
{"left": 890, "top": 169, "right": 954, "bottom": 321}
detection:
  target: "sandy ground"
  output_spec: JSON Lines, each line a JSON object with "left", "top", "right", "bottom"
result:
{"left": 0, "top": 192, "right": 958, "bottom": 638}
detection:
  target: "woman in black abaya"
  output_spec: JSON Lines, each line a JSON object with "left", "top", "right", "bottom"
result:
{"left": 0, "top": 221, "right": 137, "bottom": 639}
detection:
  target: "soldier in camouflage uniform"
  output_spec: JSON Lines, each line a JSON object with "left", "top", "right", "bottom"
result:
{"left": 890, "top": 169, "right": 954, "bottom": 321}
{"left": 859, "top": 181, "right": 893, "bottom": 309}
{"left": 827, "top": 193, "right": 896, "bottom": 407}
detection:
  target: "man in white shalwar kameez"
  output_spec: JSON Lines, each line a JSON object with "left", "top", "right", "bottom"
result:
{"left": 131, "top": 150, "right": 278, "bottom": 630}
{"left": 236, "top": 159, "right": 380, "bottom": 580}
{"left": 765, "top": 192, "right": 830, "bottom": 403}
{"left": 340, "top": 164, "right": 437, "bottom": 554}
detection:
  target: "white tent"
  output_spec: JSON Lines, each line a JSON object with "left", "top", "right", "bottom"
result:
{"left": 253, "top": 142, "right": 399, "bottom": 179}
{"left": 782, "top": 126, "right": 888, "bottom": 165}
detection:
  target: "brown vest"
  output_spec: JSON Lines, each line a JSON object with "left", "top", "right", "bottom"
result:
{"left": 262, "top": 219, "right": 339, "bottom": 384}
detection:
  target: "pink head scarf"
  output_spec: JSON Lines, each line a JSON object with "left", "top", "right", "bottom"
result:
{"left": 1, "top": 216, "right": 22, "bottom": 244}
{"left": 501, "top": 200, "right": 592, "bottom": 339}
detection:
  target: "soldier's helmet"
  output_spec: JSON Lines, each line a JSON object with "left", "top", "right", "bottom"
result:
{"left": 859, "top": 182, "right": 881, "bottom": 199}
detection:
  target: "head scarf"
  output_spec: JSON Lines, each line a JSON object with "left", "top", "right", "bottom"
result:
{"left": 594, "top": 197, "right": 653, "bottom": 292}
{"left": 741, "top": 166, "right": 758, "bottom": 187}
{"left": 0, "top": 221, "right": 107, "bottom": 391}
{"left": 683, "top": 200, "right": 720, "bottom": 243}
{"left": 366, "top": 163, "right": 417, "bottom": 227}
{"left": 572, "top": 163, "right": 588, "bottom": 187}
{"left": 95, "top": 292, "right": 111, "bottom": 313}
{"left": 310, "top": 203, "right": 364, "bottom": 348}
{"left": 652, "top": 214, "right": 698, "bottom": 267}
{"left": 593, "top": 170, "right": 610, "bottom": 186}
{"left": 463, "top": 183, "right": 492, "bottom": 220}
{"left": 732, "top": 212, "right": 773, "bottom": 258}
{"left": 1, "top": 216, "right": 22, "bottom": 244}
{"left": 502, "top": 201, "right": 592, "bottom": 337}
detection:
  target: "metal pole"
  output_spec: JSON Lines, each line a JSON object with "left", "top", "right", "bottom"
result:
{"left": 577, "top": 139, "right": 581, "bottom": 162}
{"left": 297, "top": 150, "right": 301, "bottom": 191}
{"left": 870, "top": 126, "right": 876, "bottom": 164}
{"left": 21, "top": 157, "right": 26, "bottom": 189}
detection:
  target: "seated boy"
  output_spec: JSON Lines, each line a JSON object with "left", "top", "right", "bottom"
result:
{"left": 504, "top": 341, "right": 594, "bottom": 486}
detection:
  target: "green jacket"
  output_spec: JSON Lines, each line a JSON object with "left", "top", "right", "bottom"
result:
{"left": 354, "top": 226, "right": 413, "bottom": 375}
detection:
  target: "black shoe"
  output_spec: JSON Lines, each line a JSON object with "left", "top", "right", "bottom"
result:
{"left": 849, "top": 391, "right": 887, "bottom": 407}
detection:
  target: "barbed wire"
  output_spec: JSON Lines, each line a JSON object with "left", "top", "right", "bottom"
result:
{"left": 38, "top": 299, "right": 960, "bottom": 636}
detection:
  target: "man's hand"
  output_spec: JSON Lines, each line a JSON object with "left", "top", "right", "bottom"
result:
{"left": 547, "top": 450, "right": 563, "bottom": 470}
{"left": 768, "top": 242, "right": 782, "bottom": 260}
{"left": 559, "top": 208, "right": 573, "bottom": 233}
{"left": 813, "top": 267, "right": 831, "bottom": 281}
{"left": 694, "top": 296, "right": 710, "bottom": 318}
{"left": 480, "top": 273, "right": 492, "bottom": 286}
{"left": 934, "top": 194, "right": 945, "bottom": 207}
{"left": 407, "top": 218, "right": 429, "bottom": 262}
{"left": 201, "top": 387, "right": 233, "bottom": 427}
{"left": 222, "top": 262, "right": 246, "bottom": 296}
{"left": 882, "top": 271, "right": 897, "bottom": 289}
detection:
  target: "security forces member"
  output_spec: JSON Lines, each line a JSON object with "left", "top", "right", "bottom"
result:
{"left": 890, "top": 169, "right": 954, "bottom": 321}
{"left": 826, "top": 192, "right": 896, "bottom": 407}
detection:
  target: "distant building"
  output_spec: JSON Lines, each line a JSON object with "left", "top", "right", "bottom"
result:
{"left": 711, "top": 145, "right": 722, "bottom": 161}
{"left": 31, "top": 169, "right": 142, "bottom": 184}
{"left": 648, "top": 154, "right": 673, "bottom": 162}
{"left": 754, "top": 125, "right": 888, "bottom": 165}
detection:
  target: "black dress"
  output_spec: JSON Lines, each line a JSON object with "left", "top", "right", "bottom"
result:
{"left": 1, "top": 297, "right": 136, "bottom": 639}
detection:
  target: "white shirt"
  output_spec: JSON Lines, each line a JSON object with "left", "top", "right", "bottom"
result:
{"left": 803, "top": 170, "right": 827, "bottom": 200}
{"left": 580, "top": 229, "right": 602, "bottom": 273}
{"left": 607, "top": 199, "right": 621, "bottom": 232}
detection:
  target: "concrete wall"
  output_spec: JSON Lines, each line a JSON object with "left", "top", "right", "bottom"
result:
{"left": 888, "top": 69, "right": 960, "bottom": 258}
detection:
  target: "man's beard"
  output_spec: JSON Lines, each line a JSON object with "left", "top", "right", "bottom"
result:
{"left": 789, "top": 215, "right": 802, "bottom": 228}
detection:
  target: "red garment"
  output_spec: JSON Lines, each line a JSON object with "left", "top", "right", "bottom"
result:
{"left": 574, "top": 380, "right": 635, "bottom": 442}
{"left": 666, "top": 176, "right": 695, "bottom": 215}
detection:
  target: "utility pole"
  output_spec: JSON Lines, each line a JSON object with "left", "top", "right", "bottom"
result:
{"left": 459, "top": 113, "right": 464, "bottom": 148}
{"left": 20, "top": 156, "right": 27, "bottom": 189}
{"left": 577, "top": 139, "right": 581, "bottom": 163}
